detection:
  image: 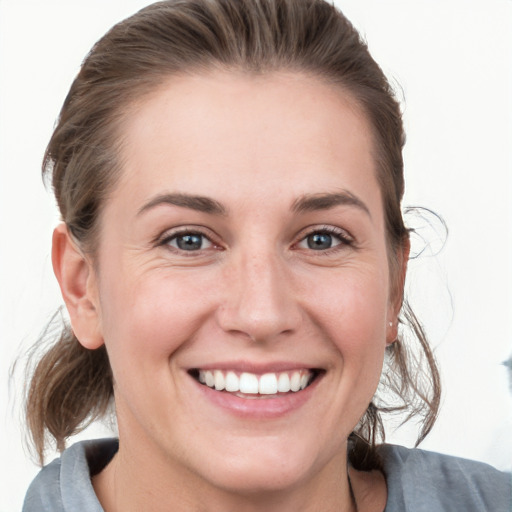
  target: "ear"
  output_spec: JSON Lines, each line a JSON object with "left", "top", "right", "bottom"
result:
{"left": 52, "top": 223, "right": 104, "bottom": 349}
{"left": 386, "top": 237, "right": 411, "bottom": 345}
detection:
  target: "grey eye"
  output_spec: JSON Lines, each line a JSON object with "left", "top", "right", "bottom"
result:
{"left": 307, "top": 233, "right": 334, "bottom": 250}
{"left": 169, "top": 233, "right": 212, "bottom": 251}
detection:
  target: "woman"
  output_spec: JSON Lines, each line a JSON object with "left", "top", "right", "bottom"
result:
{"left": 22, "top": 0, "right": 511, "bottom": 510}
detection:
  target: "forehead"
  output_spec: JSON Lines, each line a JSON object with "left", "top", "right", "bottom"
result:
{"left": 114, "top": 71, "right": 380, "bottom": 216}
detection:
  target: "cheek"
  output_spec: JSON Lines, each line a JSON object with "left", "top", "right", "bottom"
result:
{"left": 307, "top": 269, "right": 389, "bottom": 344}
{"left": 98, "top": 268, "right": 215, "bottom": 367}
{"left": 304, "top": 267, "right": 389, "bottom": 389}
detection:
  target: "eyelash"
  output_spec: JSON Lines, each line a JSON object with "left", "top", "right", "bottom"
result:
{"left": 155, "top": 225, "right": 354, "bottom": 255}
{"left": 156, "top": 227, "right": 220, "bottom": 255}
{"left": 295, "top": 225, "right": 354, "bottom": 253}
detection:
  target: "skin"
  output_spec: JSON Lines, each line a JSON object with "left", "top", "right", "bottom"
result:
{"left": 53, "top": 71, "right": 405, "bottom": 512}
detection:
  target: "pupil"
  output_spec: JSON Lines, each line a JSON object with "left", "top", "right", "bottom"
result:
{"left": 308, "top": 233, "right": 332, "bottom": 250}
{"left": 177, "top": 234, "right": 202, "bottom": 250}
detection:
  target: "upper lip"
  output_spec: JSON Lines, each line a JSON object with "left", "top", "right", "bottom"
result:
{"left": 187, "top": 361, "right": 323, "bottom": 374}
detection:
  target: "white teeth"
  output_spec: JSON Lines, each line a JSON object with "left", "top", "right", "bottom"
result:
{"left": 290, "top": 372, "right": 301, "bottom": 392}
{"left": 214, "top": 370, "right": 225, "bottom": 391}
{"left": 225, "top": 371, "right": 239, "bottom": 392}
{"left": 259, "top": 373, "right": 278, "bottom": 394}
{"left": 196, "top": 369, "right": 314, "bottom": 396}
{"left": 239, "top": 372, "right": 259, "bottom": 394}
{"left": 277, "top": 373, "right": 291, "bottom": 392}
{"left": 205, "top": 371, "right": 215, "bottom": 388}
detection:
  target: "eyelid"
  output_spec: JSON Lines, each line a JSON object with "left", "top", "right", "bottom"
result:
{"left": 300, "top": 224, "right": 354, "bottom": 241}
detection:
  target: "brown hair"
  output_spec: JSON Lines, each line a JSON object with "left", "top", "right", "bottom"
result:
{"left": 26, "top": 0, "right": 440, "bottom": 469}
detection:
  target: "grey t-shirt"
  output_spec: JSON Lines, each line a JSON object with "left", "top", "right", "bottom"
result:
{"left": 23, "top": 439, "right": 512, "bottom": 511}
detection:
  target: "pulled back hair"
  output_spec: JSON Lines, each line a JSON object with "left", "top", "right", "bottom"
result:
{"left": 26, "top": 0, "right": 440, "bottom": 469}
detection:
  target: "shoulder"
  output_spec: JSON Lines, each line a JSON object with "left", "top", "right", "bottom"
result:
{"left": 379, "top": 444, "right": 512, "bottom": 512}
{"left": 23, "top": 455, "right": 64, "bottom": 512}
{"left": 22, "top": 438, "right": 118, "bottom": 512}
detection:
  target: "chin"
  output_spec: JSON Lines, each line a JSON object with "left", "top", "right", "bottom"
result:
{"left": 187, "top": 435, "right": 338, "bottom": 496}
{"left": 204, "top": 461, "right": 310, "bottom": 496}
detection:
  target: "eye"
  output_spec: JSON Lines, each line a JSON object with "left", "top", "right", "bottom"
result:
{"left": 305, "top": 232, "right": 338, "bottom": 250}
{"left": 296, "top": 227, "right": 352, "bottom": 251}
{"left": 164, "top": 231, "right": 214, "bottom": 251}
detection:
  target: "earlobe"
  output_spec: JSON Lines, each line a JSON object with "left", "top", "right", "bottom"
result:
{"left": 386, "top": 319, "right": 398, "bottom": 346}
{"left": 52, "top": 223, "right": 104, "bottom": 349}
{"left": 386, "top": 237, "right": 411, "bottom": 345}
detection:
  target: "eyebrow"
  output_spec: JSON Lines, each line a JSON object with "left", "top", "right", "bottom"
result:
{"left": 291, "top": 191, "right": 371, "bottom": 217}
{"left": 137, "top": 190, "right": 369, "bottom": 218}
{"left": 137, "top": 193, "right": 227, "bottom": 216}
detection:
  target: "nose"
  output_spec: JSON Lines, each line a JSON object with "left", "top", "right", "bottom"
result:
{"left": 216, "top": 250, "right": 302, "bottom": 343}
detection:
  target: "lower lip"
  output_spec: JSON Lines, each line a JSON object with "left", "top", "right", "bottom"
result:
{"left": 191, "top": 374, "right": 322, "bottom": 419}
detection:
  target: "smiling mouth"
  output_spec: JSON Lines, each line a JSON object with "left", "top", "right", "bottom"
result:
{"left": 189, "top": 369, "right": 322, "bottom": 398}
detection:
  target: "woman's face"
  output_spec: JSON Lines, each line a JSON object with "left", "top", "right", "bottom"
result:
{"left": 82, "top": 72, "right": 401, "bottom": 494}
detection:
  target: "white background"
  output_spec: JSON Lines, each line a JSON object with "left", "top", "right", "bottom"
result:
{"left": 1, "top": 1, "right": 511, "bottom": 510}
